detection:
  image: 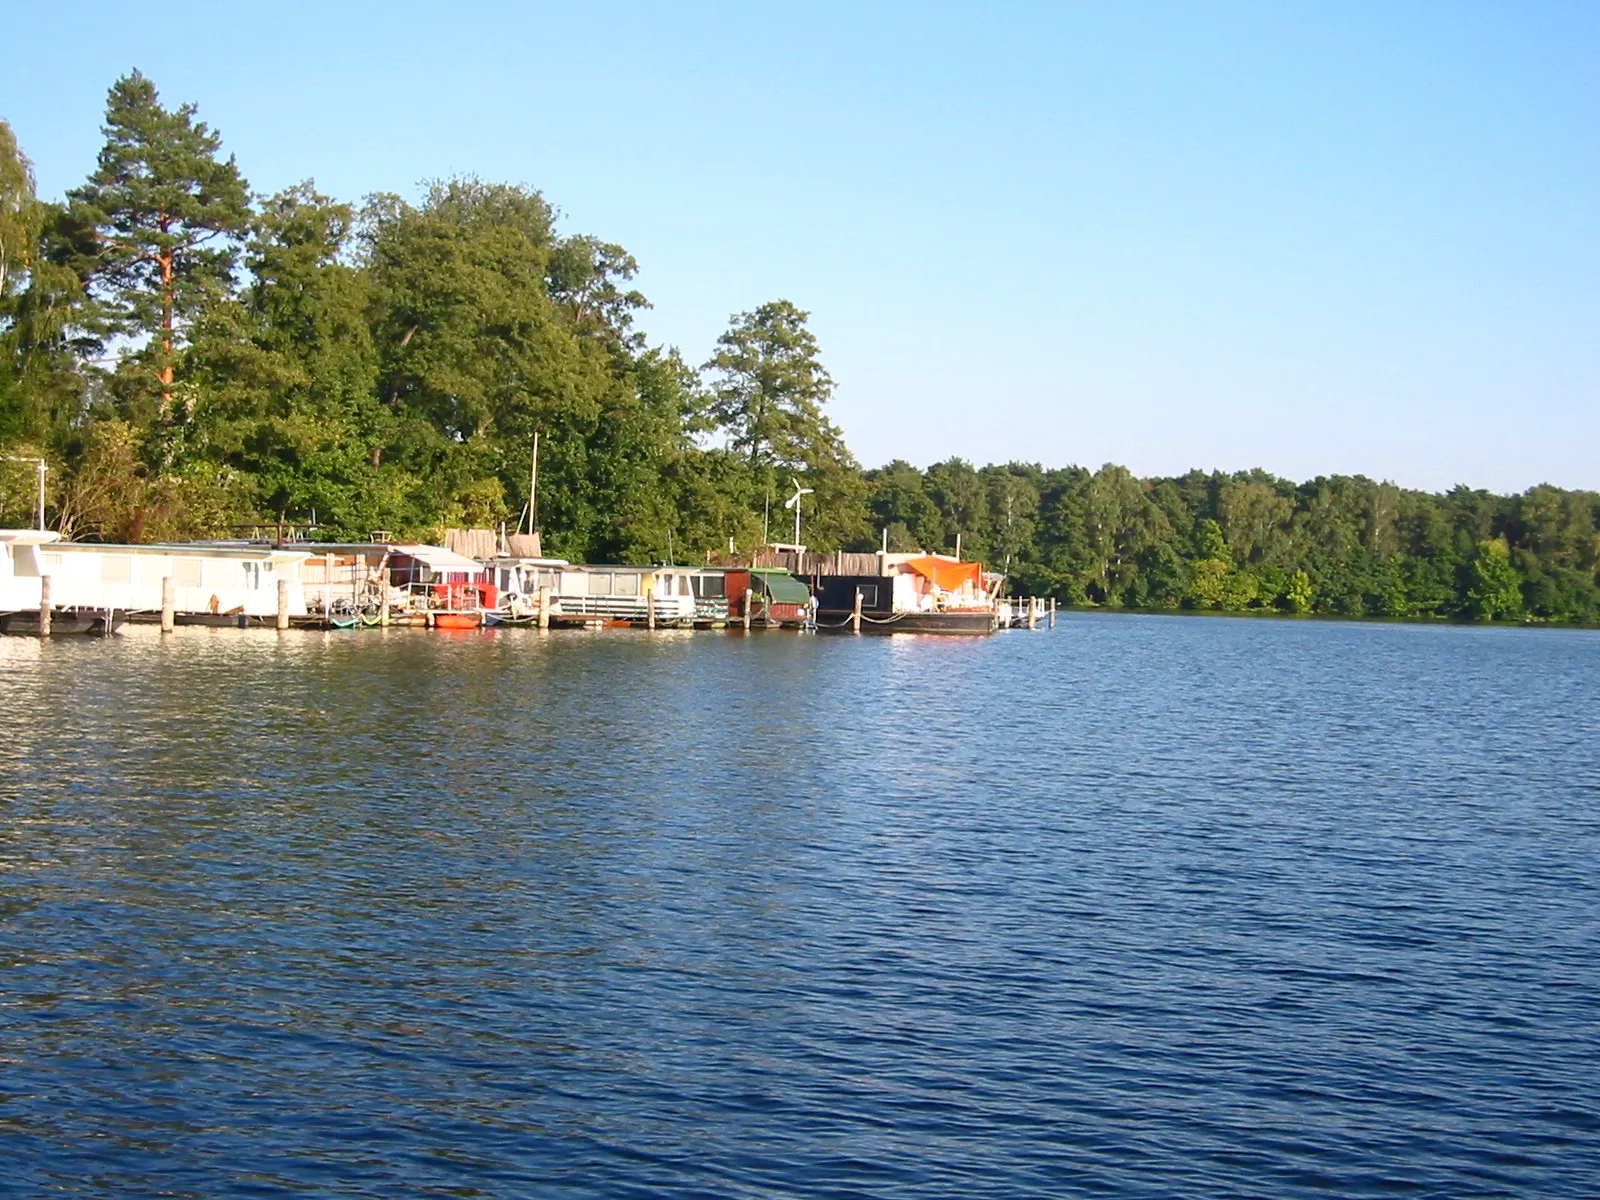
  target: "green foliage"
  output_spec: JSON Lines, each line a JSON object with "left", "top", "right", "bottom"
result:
{"left": 1285, "top": 569, "right": 1314, "bottom": 613}
{"left": 1464, "top": 538, "right": 1524, "bottom": 621}
{"left": 0, "top": 119, "right": 38, "bottom": 303}
{"left": 702, "top": 299, "right": 867, "bottom": 550}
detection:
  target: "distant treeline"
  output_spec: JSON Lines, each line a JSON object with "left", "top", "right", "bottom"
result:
{"left": 868, "top": 460, "right": 1597, "bottom": 623}
{"left": 1, "top": 75, "right": 1596, "bottom": 622}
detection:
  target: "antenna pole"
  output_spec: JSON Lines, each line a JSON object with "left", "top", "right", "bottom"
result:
{"left": 528, "top": 432, "right": 540, "bottom": 535}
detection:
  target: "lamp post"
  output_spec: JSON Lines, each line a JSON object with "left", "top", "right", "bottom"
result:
{"left": 2, "top": 457, "right": 46, "bottom": 531}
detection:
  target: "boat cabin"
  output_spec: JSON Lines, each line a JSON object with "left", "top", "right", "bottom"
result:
{"left": 513, "top": 564, "right": 701, "bottom": 623}
{"left": 724, "top": 567, "right": 812, "bottom": 626}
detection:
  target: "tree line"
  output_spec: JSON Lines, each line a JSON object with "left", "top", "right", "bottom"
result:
{"left": 2, "top": 74, "right": 1596, "bottom": 623}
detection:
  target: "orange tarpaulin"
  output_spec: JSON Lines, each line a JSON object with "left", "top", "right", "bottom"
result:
{"left": 903, "top": 556, "right": 983, "bottom": 591}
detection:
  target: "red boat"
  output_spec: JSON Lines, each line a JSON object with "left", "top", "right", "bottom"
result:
{"left": 431, "top": 611, "right": 483, "bottom": 630}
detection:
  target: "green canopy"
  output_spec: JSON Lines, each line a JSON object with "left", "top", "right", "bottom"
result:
{"left": 751, "top": 569, "right": 811, "bottom": 604}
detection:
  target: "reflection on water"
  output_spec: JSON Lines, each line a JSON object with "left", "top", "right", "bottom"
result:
{"left": 2, "top": 617, "right": 1598, "bottom": 1196}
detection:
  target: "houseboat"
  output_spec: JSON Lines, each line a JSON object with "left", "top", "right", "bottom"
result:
{"left": 205, "top": 539, "right": 493, "bottom": 626}
{"left": 811, "top": 554, "right": 1001, "bottom": 634}
{"left": 483, "top": 559, "right": 705, "bottom": 626}
{"left": 0, "top": 530, "right": 311, "bottom": 633}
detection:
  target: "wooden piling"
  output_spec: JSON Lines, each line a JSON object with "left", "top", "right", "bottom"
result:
{"left": 276, "top": 578, "right": 290, "bottom": 630}
{"left": 38, "top": 575, "right": 51, "bottom": 638}
{"left": 742, "top": 588, "right": 752, "bottom": 632}
{"left": 852, "top": 588, "right": 863, "bottom": 634}
{"left": 1028, "top": 596, "right": 1039, "bottom": 630}
{"left": 1049, "top": 597, "right": 1056, "bottom": 629}
{"left": 646, "top": 584, "right": 656, "bottom": 631}
{"left": 537, "top": 585, "right": 551, "bottom": 630}
{"left": 379, "top": 588, "right": 390, "bottom": 627}
{"left": 161, "top": 575, "right": 175, "bottom": 633}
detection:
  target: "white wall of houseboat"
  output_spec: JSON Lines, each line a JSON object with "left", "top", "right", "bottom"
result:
{"left": 549, "top": 566, "right": 697, "bottom": 620}
{"left": 0, "top": 533, "right": 308, "bottom": 615}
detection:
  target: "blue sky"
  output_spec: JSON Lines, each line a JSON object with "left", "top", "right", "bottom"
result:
{"left": 4, "top": 1, "right": 1597, "bottom": 492}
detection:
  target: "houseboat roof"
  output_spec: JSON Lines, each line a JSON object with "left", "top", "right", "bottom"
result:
{"left": 0, "top": 531, "right": 307, "bottom": 561}
{"left": 386, "top": 544, "right": 483, "bottom": 572}
{"left": 751, "top": 571, "right": 812, "bottom": 604}
{"left": 901, "top": 556, "right": 984, "bottom": 590}
{"left": 201, "top": 538, "right": 480, "bottom": 569}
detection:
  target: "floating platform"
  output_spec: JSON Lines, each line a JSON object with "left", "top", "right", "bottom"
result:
{"left": 0, "top": 608, "right": 126, "bottom": 637}
{"left": 815, "top": 609, "right": 997, "bottom": 635}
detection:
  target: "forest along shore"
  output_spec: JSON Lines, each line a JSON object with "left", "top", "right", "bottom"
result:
{"left": 1, "top": 76, "right": 1597, "bottom": 625}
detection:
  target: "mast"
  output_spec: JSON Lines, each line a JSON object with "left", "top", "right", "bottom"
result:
{"left": 527, "top": 432, "right": 540, "bottom": 536}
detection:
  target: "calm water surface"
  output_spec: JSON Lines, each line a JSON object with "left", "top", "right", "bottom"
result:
{"left": 1, "top": 616, "right": 1597, "bottom": 1197}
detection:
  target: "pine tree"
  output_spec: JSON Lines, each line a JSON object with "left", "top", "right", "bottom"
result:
{"left": 68, "top": 71, "right": 250, "bottom": 436}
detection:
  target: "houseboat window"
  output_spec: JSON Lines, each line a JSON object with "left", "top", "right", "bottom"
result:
{"left": 588, "top": 572, "right": 613, "bottom": 595}
{"left": 242, "top": 562, "right": 263, "bottom": 589}
{"left": 499, "top": 568, "right": 512, "bottom": 590}
{"left": 101, "top": 555, "right": 133, "bottom": 584}
{"left": 561, "top": 572, "right": 587, "bottom": 595}
{"left": 613, "top": 573, "right": 639, "bottom": 596}
{"left": 536, "top": 570, "right": 555, "bottom": 591}
{"left": 696, "top": 575, "right": 725, "bottom": 599}
{"left": 857, "top": 585, "right": 879, "bottom": 607}
{"left": 14, "top": 548, "right": 38, "bottom": 576}
{"left": 175, "top": 558, "right": 202, "bottom": 588}
{"left": 678, "top": 576, "right": 691, "bottom": 596}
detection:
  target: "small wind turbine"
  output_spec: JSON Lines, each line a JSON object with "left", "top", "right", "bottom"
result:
{"left": 783, "top": 476, "right": 814, "bottom": 547}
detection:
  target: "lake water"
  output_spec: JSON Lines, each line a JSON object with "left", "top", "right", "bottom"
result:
{"left": 2, "top": 615, "right": 1597, "bottom": 1197}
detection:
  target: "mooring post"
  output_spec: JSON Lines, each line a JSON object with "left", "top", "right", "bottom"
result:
{"left": 1028, "top": 596, "right": 1039, "bottom": 630}
{"left": 38, "top": 574, "right": 51, "bottom": 638}
{"left": 537, "top": 584, "right": 551, "bottom": 630}
{"left": 277, "top": 577, "right": 290, "bottom": 630}
{"left": 852, "top": 588, "right": 863, "bottom": 634}
{"left": 161, "top": 574, "right": 175, "bottom": 633}
{"left": 379, "top": 587, "right": 390, "bottom": 627}
{"left": 739, "top": 587, "right": 749, "bottom": 632}
{"left": 646, "top": 584, "right": 656, "bottom": 631}
{"left": 1049, "top": 597, "right": 1057, "bottom": 629}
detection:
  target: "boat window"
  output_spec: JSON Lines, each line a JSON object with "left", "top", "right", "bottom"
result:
{"left": 588, "top": 572, "right": 613, "bottom": 595}
{"left": 561, "top": 571, "right": 587, "bottom": 595}
{"left": 175, "top": 558, "right": 202, "bottom": 588}
{"left": 857, "top": 585, "right": 879, "bottom": 607}
{"left": 677, "top": 576, "right": 690, "bottom": 596}
{"left": 242, "top": 562, "right": 263, "bottom": 590}
{"left": 614, "top": 573, "right": 639, "bottom": 596}
{"left": 696, "top": 575, "right": 725, "bottom": 599}
{"left": 101, "top": 555, "right": 133, "bottom": 584}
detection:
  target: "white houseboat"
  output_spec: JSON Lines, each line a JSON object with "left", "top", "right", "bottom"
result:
{"left": 483, "top": 558, "right": 701, "bottom": 624}
{"left": 0, "top": 530, "right": 311, "bottom": 632}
